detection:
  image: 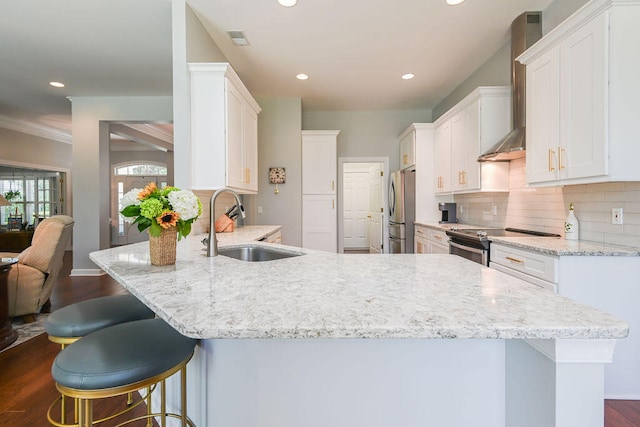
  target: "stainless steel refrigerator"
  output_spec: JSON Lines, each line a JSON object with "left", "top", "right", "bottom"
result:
{"left": 388, "top": 169, "right": 415, "bottom": 253}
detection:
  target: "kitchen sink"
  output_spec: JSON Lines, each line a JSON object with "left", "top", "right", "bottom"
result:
{"left": 218, "top": 245, "right": 303, "bottom": 262}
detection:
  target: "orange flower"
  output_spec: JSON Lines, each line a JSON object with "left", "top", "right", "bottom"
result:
{"left": 156, "top": 210, "right": 179, "bottom": 229}
{"left": 138, "top": 182, "right": 157, "bottom": 200}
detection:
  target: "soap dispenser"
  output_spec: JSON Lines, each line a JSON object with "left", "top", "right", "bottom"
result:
{"left": 564, "top": 203, "right": 579, "bottom": 240}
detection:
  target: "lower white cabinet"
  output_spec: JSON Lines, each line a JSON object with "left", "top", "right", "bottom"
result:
{"left": 415, "top": 225, "right": 449, "bottom": 254}
{"left": 490, "top": 241, "right": 640, "bottom": 398}
{"left": 302, "top": 195, "right": 336, "bottom": 252}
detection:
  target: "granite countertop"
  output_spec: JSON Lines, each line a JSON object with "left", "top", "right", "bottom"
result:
{"left": 414, "top": 222, "right": 640, "bottom": 256}
{"left": 89, "top": 226, "right": 628, "bottom": 341}
{"left": 488, "top": 236, "right": 640, "bottom": 256}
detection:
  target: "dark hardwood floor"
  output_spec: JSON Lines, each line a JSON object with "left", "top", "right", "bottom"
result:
{"left": 1, "top": 251, "right": 640, "bottom": 426}
{"left": 0, "top": 252, "right": 156, "bottom": 426}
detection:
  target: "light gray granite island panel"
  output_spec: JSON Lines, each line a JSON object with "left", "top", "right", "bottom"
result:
{"left": 89, "top": 231, "right": 628, "bottom": 427}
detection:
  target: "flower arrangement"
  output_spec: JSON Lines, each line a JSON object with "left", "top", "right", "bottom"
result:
{"left": 120, "top": 182, "right": 202, "bottom": 240}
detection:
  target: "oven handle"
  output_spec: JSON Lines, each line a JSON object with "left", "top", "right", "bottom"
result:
{"left": 449, "top": 241, "right": 486, "bottom": 255}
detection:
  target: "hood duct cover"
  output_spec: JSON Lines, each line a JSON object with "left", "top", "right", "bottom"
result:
{"left": 478, "top": 12, "right": 542, "bottom": 162}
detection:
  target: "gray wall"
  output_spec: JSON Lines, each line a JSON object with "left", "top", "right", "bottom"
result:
{"left": 0, "top": 127, "right": 71, "bottom": 171}
{"left": 302, "top": 109, "right": 431, "bottom": 172}
{"left": 244, "top": 98, "right": 303, "bottom": 246}
{"left": 433, "top": 0, "right": 589, "bottom": 120}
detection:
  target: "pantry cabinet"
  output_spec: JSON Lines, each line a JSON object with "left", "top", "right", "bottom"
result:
{"left": 189, "top": 63, "right": 261, "bottom": 193}
{"left": 302, "top": 130, "right": 340, "bottom": 252}
{"left": 518, "top": 0, "right": 640, "bottom": 186}
{"left": 433, "top": 87, "right": 510, "bottom": 195}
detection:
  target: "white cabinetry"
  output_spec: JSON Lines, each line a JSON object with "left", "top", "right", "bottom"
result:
{"left": 399, "top": 130, "right": 416, "bottom": 170}
{"left": 302, "top": 131, "right": 339, "bottom": 252}
{"left": 189, "top": 63, "right": 261, "bottom": 193}
{"left": 490, "top": 241, "right": 640, "bottom": 398}
{"left": 415, "top": 225, "right": 449, "bottom": 254}
{"left": 400, "top": 124, "right": 438, "bottom": 223}
{"left": 433, "top": 87, "right": 510, "bottom": 195}
{"left": 519, "top": 0, "right": 640, "bottom": 186}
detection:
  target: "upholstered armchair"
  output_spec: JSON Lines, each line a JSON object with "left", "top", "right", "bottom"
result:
{"left": 1, "top": 215, "right": 74, "bottom": 322}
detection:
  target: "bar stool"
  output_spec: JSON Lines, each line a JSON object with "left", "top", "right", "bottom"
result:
{"left": 45, "top": 294, "right": 155, "bottom": 425}
{"left": 50, "top": 318, "right": 196, "bottom": 427}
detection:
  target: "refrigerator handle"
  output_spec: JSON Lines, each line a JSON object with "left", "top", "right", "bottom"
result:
{"left": 389, "top": 180, "right": 395, "bottom": 217}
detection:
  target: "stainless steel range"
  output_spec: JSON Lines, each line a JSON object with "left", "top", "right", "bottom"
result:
{"left": 446, "top": 227, "right": 560, "bottom": 266}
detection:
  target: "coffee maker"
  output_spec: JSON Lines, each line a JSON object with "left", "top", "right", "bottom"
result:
{"left": 438, "top": 202, "right": 457, "bottom": 224}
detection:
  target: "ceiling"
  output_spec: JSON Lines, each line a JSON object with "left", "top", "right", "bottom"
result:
{"left": 0, "top": 0, "right": 556, "bottom": 137}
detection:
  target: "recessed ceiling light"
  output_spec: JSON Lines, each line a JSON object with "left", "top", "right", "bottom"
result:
{"left": 402, "top": 73, "right": 415, "bottom": 80}
{"left": 296, "top": 74, "right": 309, "bottom": 80}
{"left": 446, "top": 0, "right": 465, "bottom": 5}
{"left": 278, "top": 0, "right": 297, "bottom": 7}
{"left": 49, "top": 81, "right": 65, "bottom": 88}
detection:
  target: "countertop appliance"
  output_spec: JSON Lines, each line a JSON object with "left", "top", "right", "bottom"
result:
{"left": 446, "top": 227, "right": 560, "bottom": 266}
{"left": 438, "top": 202, "right": 457, "bottom": 224}
{"left": 388, "top": 169, "right": 415, "bottom": 253}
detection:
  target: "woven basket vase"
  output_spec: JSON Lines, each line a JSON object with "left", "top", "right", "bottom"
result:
{"left": 149, "top": 226, "right": 177, "bottom": 266}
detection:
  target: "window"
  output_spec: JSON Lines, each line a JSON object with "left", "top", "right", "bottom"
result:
{"left": 115, "top": 164, "right": 167, "bottom": 176}
{"left": 1, "top": 173, "right": 60, "bottom": 228}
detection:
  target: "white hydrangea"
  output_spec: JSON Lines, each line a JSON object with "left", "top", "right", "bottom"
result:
{"left": 119, "top": 188, "right": 142, "bottom": 223}
{"left": 168, "top": 190, "right": 200, "bottom": 221}
{"left": 120, "top": 188, "right": 142, "bottom": 208}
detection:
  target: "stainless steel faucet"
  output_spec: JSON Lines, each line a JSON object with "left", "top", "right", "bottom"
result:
{"left": 207, "top": 188, "right": 246, "bottom": 257}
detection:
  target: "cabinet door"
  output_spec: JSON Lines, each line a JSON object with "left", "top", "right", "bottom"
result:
{"left": 302, "top": 135, "right": 336, "bottom": 194}
{"left": 526, "top": 46, "right": 561, "bottom": 184}
{"left": 302, "top": 194, "right": 337, "bottom": 252}
{"left": 243, "top": 105, "right": 259, "bottom": 192}
{"left": 415, "top": 235, "right": 428, "bottom": 254}
{"left": 434, "top": 121, "right": 452, "bottom": 194}
{"left": 399, "top": 131, "right": 415, "bottom": 170}
{"left": 560, "top": 12, "right": 607, "bottom": 181}
{"left": 450, "top": 104, "right": 480, "bottom": 192}
{"left": 225, "top": 82, "right": 246, "bottom": 190}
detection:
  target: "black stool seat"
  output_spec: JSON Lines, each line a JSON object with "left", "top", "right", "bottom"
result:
{"left": 45, "top": 294, "right": 155, "bottom": 338}
{"left": 52, "top": 319, "right": 196, "bottom": 390}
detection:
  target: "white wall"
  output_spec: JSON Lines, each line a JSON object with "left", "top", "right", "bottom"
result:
{"left": 244, "top": 98, "right": 303, "bottom": 246}
{"left": 70, "top": 96, "right": 173, "bottom": 274}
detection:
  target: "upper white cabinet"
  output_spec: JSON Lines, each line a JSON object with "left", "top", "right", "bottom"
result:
{"left": 400, "top": 123, "right": 438, "bottom": 223}
{"left": 518, "top": 0, "right": 640, "bottom": 186}
{"left": 302, "top": 131, "right": 339, "bottom": 195}
{"left": 189, "top": 63, "right": 261, "bottom": 193}
{"left": 399, "top": 130, "right": 416, "bottom": 170}
{"left": 434, "top": 87, "right": 510, "bottom": 194}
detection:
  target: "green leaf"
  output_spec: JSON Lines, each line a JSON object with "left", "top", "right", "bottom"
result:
{"left": 149, "top": 221, "right": 162, "bottom": 237}
{"left": 121, "top": 205, "right": 141, "bottom": 216}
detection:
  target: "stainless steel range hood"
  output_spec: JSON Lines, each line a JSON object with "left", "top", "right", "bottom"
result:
{"left": 478, "top": 12, "right": 542, "bottom": 162}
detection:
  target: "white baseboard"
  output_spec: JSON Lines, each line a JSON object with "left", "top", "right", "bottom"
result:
{"left": 70, "top": 268, "right": 105, "bottom": 277}
{"left": 605, "top": 394, "right": 640, "bottom": 400}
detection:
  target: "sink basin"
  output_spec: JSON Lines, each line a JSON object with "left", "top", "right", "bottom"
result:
{"left": 218, "top": 246, "right": 302, "bottom": 262}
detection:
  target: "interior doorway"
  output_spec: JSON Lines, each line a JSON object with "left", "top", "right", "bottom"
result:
{"left": 338, "top": 157, "right": 388, "bottom": 254}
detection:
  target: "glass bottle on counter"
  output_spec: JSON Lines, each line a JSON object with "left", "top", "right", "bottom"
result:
{"left": 564, "top": 203, "right": 579, "bottom": 240}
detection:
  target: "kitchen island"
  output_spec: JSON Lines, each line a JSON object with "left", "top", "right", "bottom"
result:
{"left": 90, "top": 228, "right": 628, "bottom": 427}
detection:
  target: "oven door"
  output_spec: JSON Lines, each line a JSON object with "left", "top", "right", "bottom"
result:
{"left": 449, "top": 241, "right": 488, "bottom": 266}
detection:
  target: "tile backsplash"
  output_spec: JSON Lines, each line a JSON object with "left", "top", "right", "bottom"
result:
{"left": 453, "top": 158, "right": 640, "bottom": 248}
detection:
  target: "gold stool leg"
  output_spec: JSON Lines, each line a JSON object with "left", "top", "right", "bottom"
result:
{"left": 161, "top": 378, "right": 167, "bottom": 427}
{"left": 146, "top": 385, "right": 153, "bottom": 427}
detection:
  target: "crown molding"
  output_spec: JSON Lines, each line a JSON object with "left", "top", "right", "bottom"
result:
{"left": 0, "top": 114, "right": 72, "bottom": 144}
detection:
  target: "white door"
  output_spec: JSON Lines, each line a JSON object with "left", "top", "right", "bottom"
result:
{"left": 368, "top": 164, "right": 383, "bottom": 254}
{"left": 112, "top": 176, "right": 164, "bottom": 246}
{"left": 343, "top": 171, "right": 370, "bottom": 250}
